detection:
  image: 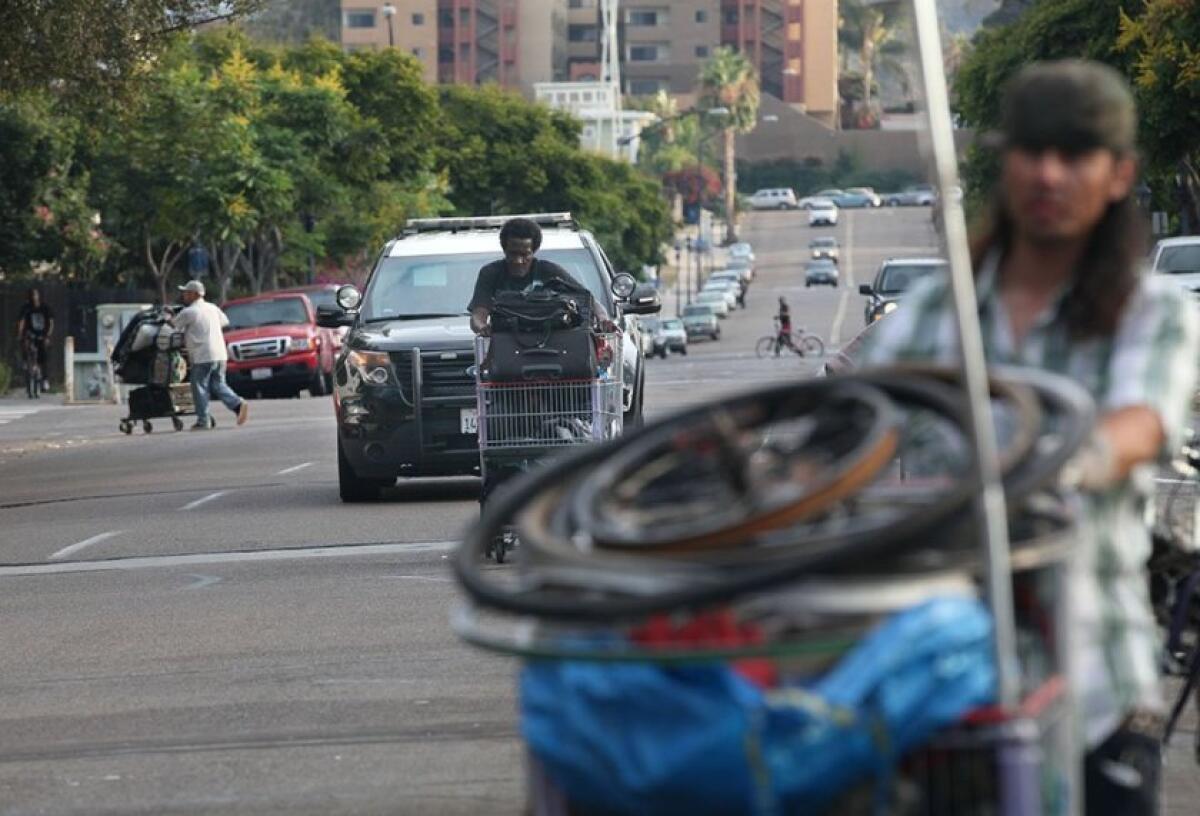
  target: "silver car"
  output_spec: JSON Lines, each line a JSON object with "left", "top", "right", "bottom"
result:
{"left": 804, "top": 260, "right": 839, "bottom": 288}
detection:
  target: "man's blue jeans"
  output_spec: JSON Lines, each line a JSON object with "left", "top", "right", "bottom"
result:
{"left": 190, "top": 361, "right": 243, "bottom": 425}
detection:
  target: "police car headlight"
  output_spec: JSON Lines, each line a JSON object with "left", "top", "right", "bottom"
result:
{"left": 346, "top": 350, "right": 392, "bottom": 387}
{"left": 882, "top": 301, "right": 899, "bottom": 315}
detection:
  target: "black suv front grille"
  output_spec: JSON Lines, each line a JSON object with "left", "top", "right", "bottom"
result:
{"left": 420, "top": 351, "right": 475, "bottom": 399}
{"left": 388, "top": 349, "right": 475, "bottom": 402}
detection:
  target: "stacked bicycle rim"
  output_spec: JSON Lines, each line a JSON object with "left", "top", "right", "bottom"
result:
{"left": 451, "top": 366, "right": 1094, "bottom": 813}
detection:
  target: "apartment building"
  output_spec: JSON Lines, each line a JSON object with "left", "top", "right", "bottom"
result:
{"left": 565, "top": 0, "right": 837, "bottom": 124}
{"left": 338, "top": 1, "right": 566, "bottom": 94}
{"left": 340, "top": 1, "right": 439, "bottom": 83}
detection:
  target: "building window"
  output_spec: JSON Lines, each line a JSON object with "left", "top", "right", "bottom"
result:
{"left": 695, "top": 45, "right": 709, "bottom": 58}
{"left": 582, "top": 91, "right": 593, "bottom": 101}
{"left": 411, "top": 47, "right": 424, "bottom": 58}
{"left": 695, "top": 9, "right": 708, "bottom": 23}
{"left": 787, "top": 22, "right": 801, "bottom": 39}
{"left": 628, "top": 78, "right": 666, "bottom": 94}
{"left": 438, "top": 45, "right": 454, "bottom": 62}
{"left": 628, "top": 44, "right": 664, "bottom": 62}
{"left": 344, "top": 10, "right": 376, "bottom": 28}
{"left": 460, "top": 8, "right": 471, "bottom": 26}
{"left": 569, "top": 91, "right": 580, "bottom": 102}
{"left": 627, "top": 10, "right": 661, "bottom": 26}
{"left": 439, "top": 9, "right": 453, "bottom": 26}
{"left": 724, "top": 9, "right": 738, "bottom": 24}
{"left": 568, "top": 24, "right": 597, "bottom": 42}
{"left": 412, "top": 12, "right": 425, "bottom": 25}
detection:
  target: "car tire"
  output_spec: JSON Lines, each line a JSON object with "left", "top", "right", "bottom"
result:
{"left": 309, "top": 370, "right": 327, "bottom": 397}
{"left": 623, "top": 366, "right": 645, "bottom": 430}
{"left": 338, "top": 437, "right": 389, "bottom": 502}
{"left": 680, "top": 346, "right": 688, "bottom": 356}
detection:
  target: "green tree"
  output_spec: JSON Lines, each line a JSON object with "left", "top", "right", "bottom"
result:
{"left": 1117, "top": 0, "right": 1200, "bottom": 230}
{"left": 0, "top": 95, "right": 105, "bottom": 280}
{"left": 698, "top": 47, "right": 760, "bottom": 243}
{"left": 0, "top": 1, "right": 263, "bottom": 102}
{"left": 952, "top": 0, "right": 1139, "bottom": 211}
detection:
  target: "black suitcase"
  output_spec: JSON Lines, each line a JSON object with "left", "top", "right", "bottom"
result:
{"left": 482, "top": 326, "right": 597, "bottom": 382}
{"left": 127, "top": 385, "right": 175, "bottom": 420}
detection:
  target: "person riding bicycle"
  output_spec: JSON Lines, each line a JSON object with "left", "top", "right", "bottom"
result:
{"left": 775, "top": 297, "right": 793, "bottom": 356}
{"left": 16, "top": 287, "right": 53, "bottom": 392}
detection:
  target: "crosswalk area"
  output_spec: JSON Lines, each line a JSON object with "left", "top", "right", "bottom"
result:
{"left": 0, "top": 405, "right": 41, "bottom": 425}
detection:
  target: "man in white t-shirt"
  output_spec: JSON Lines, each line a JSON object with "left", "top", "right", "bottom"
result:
{"left": 171, "top": 281, "right": 248, "bottom": 430}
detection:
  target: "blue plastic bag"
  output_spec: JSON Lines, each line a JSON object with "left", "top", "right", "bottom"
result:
{"left": 520, "top": 596, "right": 996, "bottom": 815}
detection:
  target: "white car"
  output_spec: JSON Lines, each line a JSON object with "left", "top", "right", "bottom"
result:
{"left": 808, "top": 198, "right": 839, "bottom": 227}
{"left": 747, "top": 188, "right": 798, "bottom": 210}
{"left": 1150, "top": 236, "right": 1200, "bottom": 294}
{"left": 728, "top": 242, "right": 755, "bottom": 263}
{"left": 701, "top": 283, "right": 739, "bottom": 311}
{"left": 695, "top": 290, "right": 732, "bottom": 317}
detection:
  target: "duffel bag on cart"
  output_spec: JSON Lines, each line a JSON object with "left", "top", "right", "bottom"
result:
{"left": 484, "top": 289, "right": 598, "bottom": 382}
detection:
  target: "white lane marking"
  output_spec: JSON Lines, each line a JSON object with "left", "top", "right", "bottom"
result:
{"left": 1157, "top": 478, "right": 1196, "bottom": 485}
{"left": 178, "top": 491, "right": 228, "bottom": 511}
{"left": 0, "top": 540, "right": 457, "bottom": 578}
{"left": 276, "top": 462, "right": 314, "bottom": 475}
{"left": 829, "top": 211, "right": 856, "bottom": 347}
{"left": 381, "top": 574, "right": 455, "bottom": 583}
{"left": 49, "top": 531, "right": 123, "bottom": 561}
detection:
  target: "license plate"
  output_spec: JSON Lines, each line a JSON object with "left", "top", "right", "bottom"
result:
{"left": 460, "top": 408, "right": 478, "bottom": 435}
{"left": 250, "top": 367, "right": 273, "bottom": 381}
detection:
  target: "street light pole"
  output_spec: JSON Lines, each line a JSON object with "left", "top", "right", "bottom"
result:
{"left": 381, "top": 3, "right": 396, "bottom": 47}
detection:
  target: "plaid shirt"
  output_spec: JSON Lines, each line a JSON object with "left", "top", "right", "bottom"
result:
{"left": 861, "top": 252, "right": 1200, "bottom": 747}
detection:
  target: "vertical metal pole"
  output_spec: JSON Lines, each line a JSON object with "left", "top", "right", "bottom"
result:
{"left": 909, "top": 0, "right": 1020, "bottom": 710}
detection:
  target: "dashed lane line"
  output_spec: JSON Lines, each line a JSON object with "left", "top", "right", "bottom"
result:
{"left": 277, "top": 462, "right": 314, "bottom": 475}
{"left": 49, "top": 530, "right": 124, "bottom": 561}
{"left": 178, "top": 491, "right": 228, "bottom": 511}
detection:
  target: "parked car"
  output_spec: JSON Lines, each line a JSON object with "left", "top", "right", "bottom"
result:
{"left": 708, "top": 270, "right": 747, "bottom": 293}
{"left": 846, "top": 187, "right": 882, "bottom": 207}
{"left": 651, "top": 318, "right": 688, "bottom": 357}
{"left": 804, "top": 259, "right": 840, "bottom": 288}
{"left": 728, "top": 242, "right": 756, "bottom": 263}
{"left": 832, "top": 190, "right": 875, "bottom": 208}
{"left": 276, "top": 283, "right": 352, "bottom": 352}
{"left": 1150, "top": 236, "right": 1200, "bottom": 294}
{"left": 797, "top": 194, "right": 828, "bottom": 209}
{"left": 702, "top": 280, "right": 741, "bottom": 310}
{"left": 637, "top": 316, "right": 661, "bottom": 356}
{"left": 222, "top": 292, "right": 338, "bottom": 399}
{"left": 696, "top": 290, "right": 733, "bottom": 316}
{"left": 809, "top": 236, "right": 839, "bottom": 263}
{"left": 747, "top": 188, "right": 798, "bottom": 210}
{"left": 808, "top": 199, "right": 839, "bottom": 227}
{"left": 883, "top": 184, "right": 935, "bottom": 207}
{"left": 315, "top": 212, "right": 661, "bottom": 502}
{"left": 681, "top": 304, "right": 722, "bottom": 340}
{"left": 724, "top": 256, "right": 755, "bottom": 281}
{"left": 859, "top": 257, "right": 947, "bottom": 324}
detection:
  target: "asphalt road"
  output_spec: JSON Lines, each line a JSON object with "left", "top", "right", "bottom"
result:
{"left": 2, "top": 208, "right": 1194, "bottom": 815}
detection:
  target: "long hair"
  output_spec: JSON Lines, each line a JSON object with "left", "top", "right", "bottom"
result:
{"left": 969, "top": 184, "right": 1146, "bottom": 340}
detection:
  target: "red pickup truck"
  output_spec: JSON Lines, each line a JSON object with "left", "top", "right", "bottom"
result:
{"left": 221, "top": 290, "right": 340, "bottom": 398}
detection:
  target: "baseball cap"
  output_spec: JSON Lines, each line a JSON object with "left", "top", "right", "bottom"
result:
{"left": 178, "top": 280, "right": 205, "bottom": 296}
{"left": 999, "top": 60, "right": 1137, "bottom": 155}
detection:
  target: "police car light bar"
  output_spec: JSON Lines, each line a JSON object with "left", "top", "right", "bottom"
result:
{"left": 404, "top": 213, "right": 578, "bottom": 234}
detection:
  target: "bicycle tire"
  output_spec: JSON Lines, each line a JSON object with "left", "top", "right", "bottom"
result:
{"left": 799, "top": 335, "right": 825, "bottom": 358}
{"left": 454, "top": 369, "right": 1085, "bottom": 622}
{"left": 571, "top": 380, "right": 901, "bottom": 553}
{"left": 755, "top": 337, "right": 777, "bottom": 358}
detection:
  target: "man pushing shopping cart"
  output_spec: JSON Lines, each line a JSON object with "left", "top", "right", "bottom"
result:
{"left": 468, "top": 217, "right": 624, "bottom": 561}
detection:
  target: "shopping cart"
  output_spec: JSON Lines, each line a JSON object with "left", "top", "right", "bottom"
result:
{"left": 473, "top": 330, "right": 623, "bottom": 562}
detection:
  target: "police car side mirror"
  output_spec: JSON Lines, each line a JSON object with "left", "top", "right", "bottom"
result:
{"left": 858, "top": 284, "right": 874, "bottom": 296}
{"left": 624, "top": 284, "right": 662, "bottom": 315}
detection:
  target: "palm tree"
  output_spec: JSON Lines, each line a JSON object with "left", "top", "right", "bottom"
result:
{"left": 698, "top": 47, "right": 760, "bottom": 243}
{"left": 839, "top": 0, "right": 909, "bottom": 128}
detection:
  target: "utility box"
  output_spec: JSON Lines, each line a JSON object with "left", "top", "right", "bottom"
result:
{"left": 65, "top": 303, "right": 152, "bottom": 404}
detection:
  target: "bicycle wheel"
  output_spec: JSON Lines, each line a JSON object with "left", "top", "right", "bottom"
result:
{"left": 454, "top": 369, "right": 1071, "bottom": 622}
{"left": 799, "top": 335, "right": 825, "bottom": 358}
{"left": 569, "top": 380, "right": 900, "bottom": 553}
{"left": 755, "top": 336, "right": 777, "bottom": 358}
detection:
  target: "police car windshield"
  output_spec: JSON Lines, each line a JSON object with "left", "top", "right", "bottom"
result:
{"left": 1156, "top": 245, "right": 1200, "bottom": 274}
{"left": 877, "top": 263, "right": 944, "bottom": 295}
{"left": 361, "top": 248, "right": 607, "bottom": 321}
